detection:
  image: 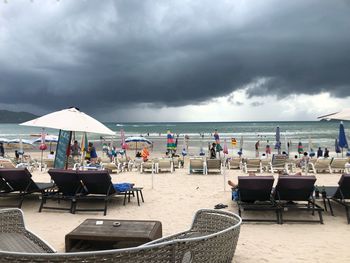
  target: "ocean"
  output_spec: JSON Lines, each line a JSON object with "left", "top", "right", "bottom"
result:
{"left": 0, "top": 121, "right": 349, "bottom": 157}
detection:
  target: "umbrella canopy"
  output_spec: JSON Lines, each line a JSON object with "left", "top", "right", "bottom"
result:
{"left": 125, "top": 136, "right": 152, "bottom": 150}
{"left": 32, "top": 135, "right": 58, "bottom": 143}
{"left": 338, "top": 122, "right": 348, "bottom": 149}
{"left": 7, "top": 139, "right": 34, "bottom": 149}
{"left": 275, "top": 126, "right": 281, "bottom": 153}
{"left": 318, "top": 108, "right": 350, "bottom": 121}
{"left": 20, "top": 107, "right": 115, "bottom": 135}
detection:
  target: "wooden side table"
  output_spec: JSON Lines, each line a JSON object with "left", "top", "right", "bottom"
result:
{"left": 65, "top": 219, "right": 162, "bottom": 252}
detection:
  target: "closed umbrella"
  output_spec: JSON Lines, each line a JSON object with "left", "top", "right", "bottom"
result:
{"left": 275, "top": 126, "right": 281, "bottom": 154}
{"left": 338, "top": 121, "right": 348, "bottom": 157}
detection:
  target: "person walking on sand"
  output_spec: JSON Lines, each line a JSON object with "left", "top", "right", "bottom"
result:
{"left": 324, "top": 148, "right": 329, "bottom": 158}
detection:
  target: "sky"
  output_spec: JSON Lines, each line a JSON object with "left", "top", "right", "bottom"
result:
{"left": 1, "top": 0, "right": 350, "bottom": 122}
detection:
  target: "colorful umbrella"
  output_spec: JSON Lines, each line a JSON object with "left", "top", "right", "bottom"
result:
{"left": 166, "top": 130, "right": 176, "bottom": 153}
{"left": 125, "top": 136, "right": 152, "bottom": 152}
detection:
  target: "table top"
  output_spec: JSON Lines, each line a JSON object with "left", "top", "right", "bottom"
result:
{"left": 66, "top": 219, "right": 162, "bottom": 242}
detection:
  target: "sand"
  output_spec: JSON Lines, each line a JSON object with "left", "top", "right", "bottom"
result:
{"left": 4, "top": 152, "right": 350, "bottom": 262}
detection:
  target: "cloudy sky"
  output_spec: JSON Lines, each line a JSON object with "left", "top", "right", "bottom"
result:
{"left": 1, "top": 0, "right": 350, "bottom": 121}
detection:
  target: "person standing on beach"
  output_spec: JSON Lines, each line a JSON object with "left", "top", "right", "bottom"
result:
{"left": 70, "top": 140, "right": 81, "bottom": 161}
{"left": 210, "top": 143, "right": 216, "bottom": 159}
{"left": 255, "top": 140, "right": 260, "bottom": 157}
{"left": 265, "top": 140, "right": 271, "bottom": 157}
{"left": 324, "top": 148, "right": 329, "bottom": 158}
{"left": 317, "top": 147, "right": 323, "bottom": 158}
{"left": 88, "top": 142, "right": 98, "bottom": 164}
{"left": 0, "top": 142, "right": 4, "bottom": 157}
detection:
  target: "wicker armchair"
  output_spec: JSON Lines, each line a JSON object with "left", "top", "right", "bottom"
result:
{"left": 0, "top": 209, "right": 241, "bottom": 263}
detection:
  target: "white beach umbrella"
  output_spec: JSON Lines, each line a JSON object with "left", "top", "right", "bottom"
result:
{"left": 20, "top": 107, "right": 115, "bottom": 135}
{"left": 7, "top": 138, "right": 34, "bottom": 149}
{"left": 318, "top": 108, "right": 350, "bottom": 121}
{"left": 32, "top": 135, "right": 59, "bottom": 143}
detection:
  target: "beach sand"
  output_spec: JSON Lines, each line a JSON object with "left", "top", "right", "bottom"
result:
{"left": 4, "top": 152, "right": 350, "bottom": 262}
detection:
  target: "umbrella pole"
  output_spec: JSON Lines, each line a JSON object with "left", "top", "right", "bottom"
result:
{"left": 151, "top": 169, "right": 154, "bottom": 189}
{"left": 40, "top": 150, "right": 44, "bottom": 172}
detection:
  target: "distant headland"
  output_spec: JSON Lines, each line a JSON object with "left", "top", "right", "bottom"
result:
{"left": 0, "top": 110, "right": 38, "bottom": 123}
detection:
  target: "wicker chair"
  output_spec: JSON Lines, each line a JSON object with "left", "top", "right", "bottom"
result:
{"left": 0, "top": 208, "right": 241, "bottom": 263}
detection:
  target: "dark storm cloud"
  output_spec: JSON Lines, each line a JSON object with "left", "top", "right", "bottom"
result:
{"left": 0, "top": 0, "right": 350, "bottom": 116}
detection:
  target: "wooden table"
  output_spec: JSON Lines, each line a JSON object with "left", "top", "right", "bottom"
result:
{"left": 65, "top": 219, "right": 162, "bottom": 252}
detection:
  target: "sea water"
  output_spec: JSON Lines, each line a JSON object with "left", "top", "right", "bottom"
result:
{"left": 0, "top": 121, "right": 349, "bottom": 157}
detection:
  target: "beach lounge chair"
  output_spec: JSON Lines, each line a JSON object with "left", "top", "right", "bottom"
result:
{"left": 172, "top": 156, "right": 182, "bottom": 169}
{"left": 243, "top": 158, "right": 262, "bottom": 173}
{"left": 286, "top": 157, "right": 300, "bottom": 173}
{"left": 269, "top": 154, "right": 288, "bottom": 173}
{"left": 330, "top": 158, "right": 348, "bottom": 173}
{"left": 40, "top": 169, "right": 82, "bottom": 213}
{"left": 116, "top": 157, "right": 131, "bottom": 172}
{"left": 321, "top": 174, "right": 350, "bottom": 223}
{"left": 0, "top": 159, "right": 17, "bottom": 169}
{"left": 273, "top": 175, "right": 323, "bottom": 224}
{"left": 0, "top": 168, "right": 54, "bottom": 208}
{"left": 260, "top": 158, "right": 271, "bottom": 172}
{"left": 228, "top": 157, "right": 242, "bottom": 170}
{"left": 140, "top": 160, "right": 156, "bottom": 173}
{"left": 75, "top": 170, "right": 124, "bottom": 215}
{"left": 236, "top": 176, "right": 280, "bottom": 223}
{"left": 189, "top": 158, "right": 206, "bottom": 175}
{"left": 101, "top": 161, "right": 119, "bottom": 173}
{"left": 129, "top": 157, "right": 143, "bottom": 171}
{"left": 308, "top": 158, "right": 332, "bottom": 174}
{"left": 206, "top": 159, "right": 223, "bottom": 174}
{"left": 156, "top": 158, "right": 173, "bottom": 173}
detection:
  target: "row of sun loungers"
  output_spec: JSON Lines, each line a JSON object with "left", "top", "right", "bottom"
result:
{"left": 228, "top": 156, "right": 349, "bottom": 174}
{"left": 234, "top": 174, "right": 350, "bottom": 224}
{"left": 188, "top": 158, "right": 223, "bottom": 175}
{"left": 0, "top": 168, "right": 142, "bottom": 215}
